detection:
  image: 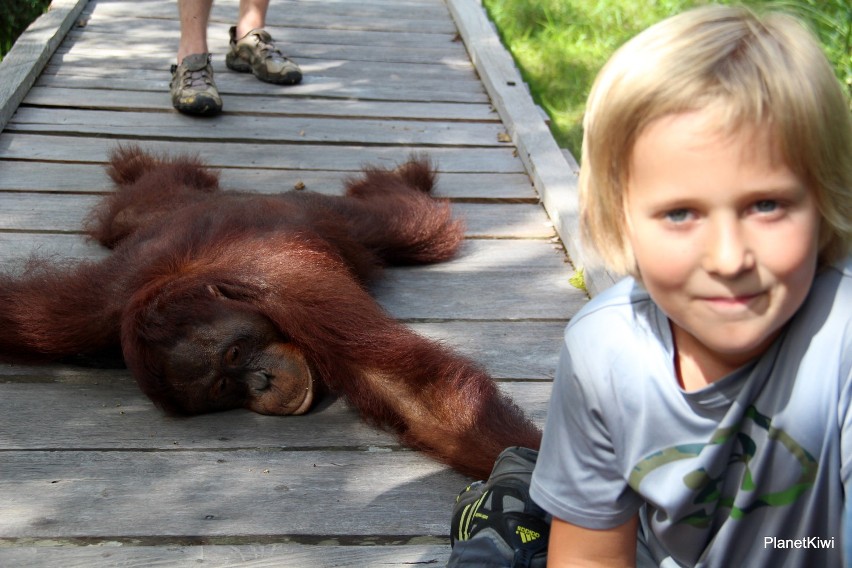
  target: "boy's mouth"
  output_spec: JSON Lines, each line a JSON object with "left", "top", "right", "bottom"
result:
{"left": 700, "top": 291, "right": 765, "bottom": 312}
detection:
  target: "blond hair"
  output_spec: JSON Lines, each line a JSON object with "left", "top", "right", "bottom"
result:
{"left": 579, "top": 4, "right": 852, "bottom": 276}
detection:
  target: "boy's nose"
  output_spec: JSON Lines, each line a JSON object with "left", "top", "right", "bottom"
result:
{"left": 703, "top": 217, "right": 755, "bottom": 277}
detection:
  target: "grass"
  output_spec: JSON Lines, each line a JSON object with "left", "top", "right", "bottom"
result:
{"left": 0, "top": 1, "right": 52, "bottom": 61}
{"left": 484, "top": 0, "right": 852, "bottom": 157}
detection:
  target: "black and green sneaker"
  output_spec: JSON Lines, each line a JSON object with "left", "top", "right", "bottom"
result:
{"left": 450, "top": 447, "right": 550, "bottom": 568}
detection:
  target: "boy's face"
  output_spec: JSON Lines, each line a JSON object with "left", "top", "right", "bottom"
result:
{"left": 625, "top": 109, "right": 820, "bottom": 385}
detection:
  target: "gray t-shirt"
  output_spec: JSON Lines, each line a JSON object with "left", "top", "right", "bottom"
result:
{"left": 530, "top": 258, "right": 852, "bottom": 567}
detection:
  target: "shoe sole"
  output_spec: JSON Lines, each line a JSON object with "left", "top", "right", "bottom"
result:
{"left": 173, "top": 94, "right": 222, "bottom": 117}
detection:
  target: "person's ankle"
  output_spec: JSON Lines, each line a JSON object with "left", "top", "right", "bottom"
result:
{"left": 235, "top": 22, "right": 264, "bottom": 39}
{"left": 177, "top": 45, "right": 208, "bottom": 65}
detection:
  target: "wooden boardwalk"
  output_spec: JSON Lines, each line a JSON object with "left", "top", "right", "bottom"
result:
{"left": 0, "top": 0, "right": 599, "bottom": 565}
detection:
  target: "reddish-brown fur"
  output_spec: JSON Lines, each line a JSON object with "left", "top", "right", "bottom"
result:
{"left": 0, "top": 147, "right": 541, "bottom": 477}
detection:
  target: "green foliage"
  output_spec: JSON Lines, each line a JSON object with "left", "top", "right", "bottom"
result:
{"left": 484, "top": 0, "right": 851, "bottom": 157}
{"left": 568, "top": 267, "right": 587, "bottom": 293}
{"left": 0, "top": 0, "right": 52, "bottom": 61}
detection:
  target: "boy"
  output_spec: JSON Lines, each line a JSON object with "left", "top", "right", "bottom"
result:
{"left": 450, "top": 4, "right": 851, "bottom": 566}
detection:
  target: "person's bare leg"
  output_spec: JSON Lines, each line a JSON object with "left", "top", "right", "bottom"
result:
{"left": 178, "top": 0, "right": 214, "bottom": 63}
{"left": 235, "top": 0, "right": 271, "bottom": 39}
{"left": 172, "top": 0, "right": 222, "bottom": 116}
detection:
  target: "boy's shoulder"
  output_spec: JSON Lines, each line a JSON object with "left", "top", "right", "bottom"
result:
{"left": 808, "top": 257, "right": 852, "bottom": 315}
{"left": 565, "top": 276, "right": 665, "bottom": 352}
{"left": 807, "top": 257, "right": 852, "bottom": 335}
{"left": 832, "top": 256, "right": 852, "bottom": 286}
{"left": 569, "top": 277, "right": 652, "bottom": 328}
{"left": 826, "top": 255, "right": 852, "bottom": 280}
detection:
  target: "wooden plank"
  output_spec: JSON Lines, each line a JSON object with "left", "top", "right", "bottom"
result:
{"left": 0, "top": 381, "right": 398, "bottom": 450}
{"left": 0, "top": 193, "right": 552, "bottom": 237}
{"left": 0, "top": 450, "right": 468, "bottom": 538}
{"left": 447, "top": 0, "right": 619, "bottom": 295}
{"left": 377, "top": 261, "right": 581, "bottom": 318}
{"left": 22, "top": 87, "right": 496, "bottom": 121}
{"left": 0, "top": 193, "right": 98, "bottom": 232}
{"left": 53, "top": 42, "right": 472, "bottom": 73}
{"left": 0, "top": 0, "right": 90, "bottom": 132}
{"left": 60, "top": 26, "right": 472, "bottom": 65}
{"left": 8, "top": 108, "right": 509, "bottom": 147}
{"left": 0, "top": 320, "right": 563, "bottom": 382}
{"left": 0, "top": 234, "right": 109, "bottom": 264}
{"left": 0, "top": 234, "right": 565, "bottom": 272}
{"left": 36, "top": 64, "right": 483, "bottom": 103}
{"left": 0, "top": 235, "right": 580, "bottom": 320}
{"left": 79, "top": 16, "right": 461, "bottom": 49}
{"left": 0, "top": 160, "right": 534, "bottom": 200}
{"left": 0, "top": 236, "right": 564, "bottom": 269}
{"left": 0, "top": 134, "right": 526, "bottom": 172}
{"left": 0, "top": 544, "right": 452, "bottom": 567}
{"left": 410, "top": 321, "right": 565, "bottom": 379}
{"left": 42, "top": 53, "right": 478, "bottom": 82}
{"left": 35, "top": 65, "right": 489, "bottom": 104}
{"left": 83, "top": 0, "right": 458, "bottom": 34}
{"left": 0, "top": 380, "right": 551, "bottom": 449}
{"left": 0, "top": 261, "right": 577, "bottom": 318}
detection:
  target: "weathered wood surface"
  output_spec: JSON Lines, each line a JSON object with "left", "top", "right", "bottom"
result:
{"left": 447, "top": 0, "right": 618, "bottom": 295}
{"left": 0, "top": 194, "right": 555, "bottom": 239}
{"left": 0, "top": 0, "right": 589, "bottom": 565}
{"left": 0, "top": 157, "right": 537, "bottom": 199}
{"left": 9, "top": 107, "right": 510, "bottom": 146}
{"left": 0, "top": 545, "right": 459, "bottom": 567}
{"left": 1, "top": 134, "right": 525, "bottom": 171}
{"left": 0, "top": 0, "right": 90, "bottom": 131}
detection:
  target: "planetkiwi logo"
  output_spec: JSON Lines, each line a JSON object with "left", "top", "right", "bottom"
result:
{"left": 629, "top": 405, "right": 817, "bottom": 527}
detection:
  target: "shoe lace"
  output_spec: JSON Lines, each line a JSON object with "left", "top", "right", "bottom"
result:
{"left": 178, "top": 56, "right": 215, "bottom": 89}
{"left": 184, "top": 69, "right": 214, "bottom": 89}
{"left": 250, "top": 32, "right": 289, "bottom": 62}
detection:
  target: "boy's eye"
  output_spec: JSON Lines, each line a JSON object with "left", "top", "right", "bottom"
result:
{"left": 664, "top": 208, "right": 692, "bottom": 223}
{"left": 752, "top": 199, "right": 779, "bottom": 213}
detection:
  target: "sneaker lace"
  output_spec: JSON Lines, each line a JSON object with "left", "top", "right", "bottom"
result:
{"left": 183, "top": 67, "right": 214, "bottom": 89}
{"left": 172, "top": 55, "right": 215, "bottom": 89}
{"left": 251, "top": 32, "right": 289, "bottom": 62}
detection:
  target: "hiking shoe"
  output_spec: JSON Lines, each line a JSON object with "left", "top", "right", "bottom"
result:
{"left": 226, "top": 27, "right": 302, "bottom": 85}
{"left": 450, "top": 447, "right": 550, "bottom": 568}
{"left": 170, "top": 53, "right": 223, "bottom": 116}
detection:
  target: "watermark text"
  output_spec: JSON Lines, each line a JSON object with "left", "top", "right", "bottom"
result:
{"left": 763, "top": 536, "right": 835, "bottom": 550}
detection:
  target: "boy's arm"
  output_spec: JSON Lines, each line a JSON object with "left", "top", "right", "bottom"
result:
{"left": 548, "top": 515, "right": 638, "bottom": 567}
